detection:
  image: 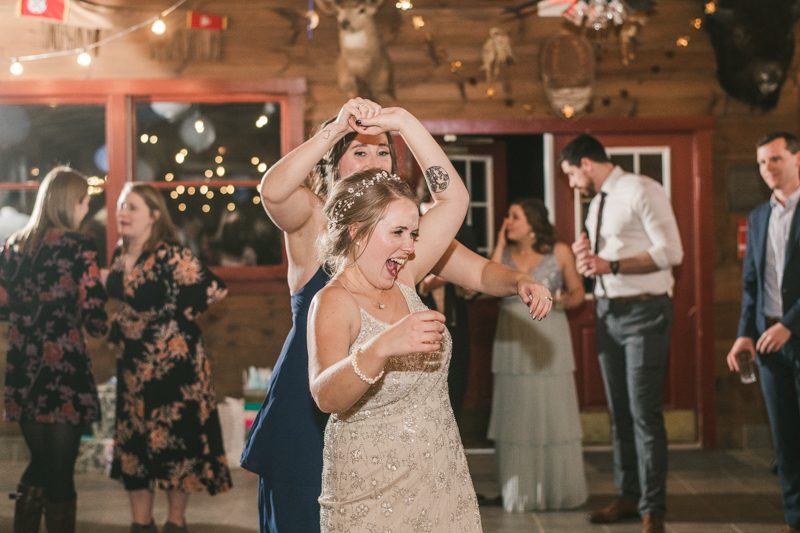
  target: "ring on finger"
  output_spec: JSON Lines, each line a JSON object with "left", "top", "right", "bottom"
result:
{"left": 356, "top": 103, "right": 365, "bottom": 108}
{"left": 545, "top": 296, "right": 553, "bottom": 301}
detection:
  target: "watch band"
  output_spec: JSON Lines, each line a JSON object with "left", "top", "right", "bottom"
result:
{"left": 610, "top": 260, "right": 620, "bottom": 275}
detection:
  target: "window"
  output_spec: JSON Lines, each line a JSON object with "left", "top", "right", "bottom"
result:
{"left": 0, "top": 79, "right": 306, "bottom": 291}
{"left": 134, "top": 101, "right": 283, "bottom": 267}
{"left": 573, "top": 146, "right": 672, "bottom": 242}
{"left": 449, "top": 155, "right": 494, "bottom": 256}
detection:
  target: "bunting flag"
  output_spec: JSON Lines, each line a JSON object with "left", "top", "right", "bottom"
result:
{"left": 17, "top": 0, "right": 69, "bottom": 22}
{"left": 187, "top": 11, "right": 227, "bottom": 30}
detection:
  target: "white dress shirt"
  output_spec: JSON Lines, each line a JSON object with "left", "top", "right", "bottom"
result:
{"left": 585, "top": 166, "right": 684, "bottom": 298}
{"left": 764, "top": 186, "right": 800, "bottom": 318}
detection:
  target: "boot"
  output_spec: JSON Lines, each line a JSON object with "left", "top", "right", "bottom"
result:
{"left": 43, "top": 499, "right": 76, "bottom": 533}
{"left": 13, "top": 484, "right": 44, "bottom": 533}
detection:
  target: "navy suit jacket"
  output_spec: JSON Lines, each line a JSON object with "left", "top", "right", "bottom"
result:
{"left": 737, "top": 199, "right": 800, "bottom": 355}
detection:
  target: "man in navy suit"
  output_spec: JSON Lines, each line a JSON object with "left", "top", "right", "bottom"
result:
{"left": 728, "top": 131, "right": 800, "bottom": 533}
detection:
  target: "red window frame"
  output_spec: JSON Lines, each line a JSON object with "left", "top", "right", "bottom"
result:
{"left": 0, "top": 79, "right": 307, "bottom": 293}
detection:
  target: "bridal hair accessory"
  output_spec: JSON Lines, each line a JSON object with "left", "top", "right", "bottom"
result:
{"left": 327, "top": 171, "right": 401, "bottom": 231}
{"left": 351, "top": 346, "right": 384, "bottom": 384}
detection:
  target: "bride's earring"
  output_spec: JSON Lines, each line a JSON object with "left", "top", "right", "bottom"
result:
{"left": 528, "top": 231, "right": 535, "bottom": 240}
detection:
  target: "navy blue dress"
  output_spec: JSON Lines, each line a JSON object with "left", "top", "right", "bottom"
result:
{"left": 241, "top": 267, "right": 330, "bottom": 533}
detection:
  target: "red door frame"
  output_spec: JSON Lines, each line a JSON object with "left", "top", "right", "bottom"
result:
{"left": 421, "top": 117, "right": 716, "bottom": 448}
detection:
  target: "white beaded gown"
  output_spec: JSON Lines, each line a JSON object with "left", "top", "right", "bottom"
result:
{"left": 319, "top": 283, "right": 483, "bottom": 533}
{"left": 487, "top": 250, "right": 587, "bottom": 512}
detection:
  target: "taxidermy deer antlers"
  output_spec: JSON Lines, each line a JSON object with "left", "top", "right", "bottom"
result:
{"left": 316, "top": 0, "right": 395, "bottom": 103}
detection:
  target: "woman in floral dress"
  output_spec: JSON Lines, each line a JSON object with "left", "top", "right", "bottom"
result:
{"left": 1, "top": 167, "right": 108, "bottom": 533}
{"left": 106, "top": 183, "right": 230, "bottom": 533}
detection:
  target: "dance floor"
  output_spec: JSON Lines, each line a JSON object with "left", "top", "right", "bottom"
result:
{"left": 0, "top": 446, "right": 785, "bottom": 532}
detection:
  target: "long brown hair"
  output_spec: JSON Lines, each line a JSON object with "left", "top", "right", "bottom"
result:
{"left": 512, "top": 197, "right": 556, "bottom": 255}
{"left": 8, "top": 166, "right": 88, "bottom": 255}
{"left": 305, "top": 117, "right": 398, "bottom": 199}
{"left": 118, "top": 183, "right": 180, "bottom": 254}
{"left": 319, "top": 169, "right": 418, "bottom": 275}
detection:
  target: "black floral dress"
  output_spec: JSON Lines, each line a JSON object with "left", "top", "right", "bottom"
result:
{"left": 0, "top": 230, "right": 108, "bottom": 425}
{"left": 106, "top": 242, "right": 231, "bottom": 494}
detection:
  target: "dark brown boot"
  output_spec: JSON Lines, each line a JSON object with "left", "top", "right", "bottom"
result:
{"left": 587, "top": 497, "right": 639, "bottom": 523}
{"left": 642, "top": 513, "right": 665, "bottom": 533}
{"left": 13, "top": 484, "right": 44, "bottom": 533}
{"left": 43, "top": 499, "right": 76, "bottom": 533}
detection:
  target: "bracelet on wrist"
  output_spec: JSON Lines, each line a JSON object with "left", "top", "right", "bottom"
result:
{"left": 350, "top": 346, "right": 384, "bottom": 385}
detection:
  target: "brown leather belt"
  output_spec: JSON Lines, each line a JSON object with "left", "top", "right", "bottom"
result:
{"left": 608, "top": 293, "right": 667, "bottom": 304}
{"left": 765, "top": 317, "right": 782, "bottom": 328}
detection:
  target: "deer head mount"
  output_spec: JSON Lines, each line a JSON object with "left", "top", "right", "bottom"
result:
{"left": 316, "top": 0, "right": 396, "bottom": 103}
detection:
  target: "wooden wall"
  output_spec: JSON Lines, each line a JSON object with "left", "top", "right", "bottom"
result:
{"left": 2, "top": 0, "right": 798, "bottom": 447}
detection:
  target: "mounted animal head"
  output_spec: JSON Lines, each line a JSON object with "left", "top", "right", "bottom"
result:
{"left": 316, "top": 0, "right": 384, "bottom": 34}
{"left": 705, "top": 0, "right": 800, "bottom": 110}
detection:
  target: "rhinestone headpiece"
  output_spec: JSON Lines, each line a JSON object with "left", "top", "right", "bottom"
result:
{"left": 327, "top": 171, "right": 401, "bottom": 231}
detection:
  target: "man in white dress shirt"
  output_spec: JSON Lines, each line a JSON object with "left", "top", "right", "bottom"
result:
{"left": 726, "top": 132, "right": 800, "bottom": 533}
{"left": 559, "top": 134, "right": 683, "bottom": 533}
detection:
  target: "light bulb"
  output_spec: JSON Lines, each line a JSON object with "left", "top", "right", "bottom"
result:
{"left": 194, "top": 119, "right": 205, "bottom": 133}
{"left": 10, "top": 60, "right": 23, "bottom": 76}
{"left": 256, "top": 115, "right": 268, "bottom": 128}
{"left": 77, "top": 51, "right": 92, "bottom": 66}
{"left": 151, "top": 19, "right": 166, "bottom": 35}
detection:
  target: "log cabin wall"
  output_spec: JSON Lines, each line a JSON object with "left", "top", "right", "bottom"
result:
{"left": 0, "top": 0, "right": 795, "bottom": 448}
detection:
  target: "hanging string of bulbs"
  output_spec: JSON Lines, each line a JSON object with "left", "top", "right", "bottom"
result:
{"left": 6, "top": 0, "right": 189, "bottom": 76}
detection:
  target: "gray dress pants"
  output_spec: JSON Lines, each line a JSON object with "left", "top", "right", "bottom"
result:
{"left": 595, "top": 295, "right": 673, "bottom": 518}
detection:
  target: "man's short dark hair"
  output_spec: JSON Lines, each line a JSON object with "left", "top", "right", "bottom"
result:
{"left": 558, "top": 134, "right": 611, "bottom": 167}
{"left": 756, "top": 131, "right": 799, "bottom": 154}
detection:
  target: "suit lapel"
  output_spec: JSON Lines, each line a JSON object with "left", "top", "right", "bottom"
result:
{"left": 754, "top": 203, "right": 771, "bottom": 279}
{"left": 785, "top": 201, "right": 800, "bottom": 271}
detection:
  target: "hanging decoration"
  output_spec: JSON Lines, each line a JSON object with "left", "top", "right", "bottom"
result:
{"left": 179, "top": 109, "right": 216, "bottom": 153}
{"left": 17, "top": 0, "right": 70, "bottom": 23}
{"left": 481, "top": 27, "right": 515, "bottom": 85}
{"left": 6, "top": 0, "right": 188, "bottom": 75}
{"left": 562, "top": 0, "right": 655, "bottom": 31}
{"left": 540, "top": 32, "right": 595, "bottom": 118}
{"left": 150, "top": 102, "right": 192, "bottom": 121}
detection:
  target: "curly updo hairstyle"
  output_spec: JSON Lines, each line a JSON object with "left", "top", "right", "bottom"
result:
{"left": 512, "top": 197, "right": 556, "bottom": 255}
{"left": 319, "top": 169, "right": 418, "bottom": 276}
{"left": 305, "top": 117, "right": 398, "bottom": 199}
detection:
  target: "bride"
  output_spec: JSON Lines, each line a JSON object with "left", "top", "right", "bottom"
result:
{"left": 308, "top": 109, "right": 552, "bottom": 531}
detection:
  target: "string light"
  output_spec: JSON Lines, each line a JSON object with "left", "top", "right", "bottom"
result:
{"left": 255, "top": 115, "right": 268, "bottom": 128}
{"left": 396, "top": 1, "right": 413, "bottom": 9}
{"left": 77, "top": 51, "right": 92, "bottom": 66}
{"left": 5, "top": 0, "right": 187, "bottom": 76}
{"left": 194, "top": 119, "right": 205, "bottom": 133}
{"left": 151, "top": 19, "right": 167, "bottom": 35}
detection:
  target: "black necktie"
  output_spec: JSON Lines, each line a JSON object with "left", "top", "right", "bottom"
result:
{"left": 594, "top": 191, "right": 607, "bottom": 255}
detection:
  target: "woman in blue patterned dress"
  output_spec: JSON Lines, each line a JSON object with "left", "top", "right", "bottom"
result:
{"left": 0, "top": 167, "right": 108, "bottom": 533}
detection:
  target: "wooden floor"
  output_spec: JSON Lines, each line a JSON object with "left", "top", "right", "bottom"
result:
{"left": 0, "top": 448, "right": 787, "bottom": 532}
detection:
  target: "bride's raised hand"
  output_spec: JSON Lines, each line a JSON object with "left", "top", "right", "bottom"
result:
{"left": 352, "top": 106, "right": 412, "bottom": 136}
{"left": 335, "top": 98, "right": 382, "bottom": 135}
{"left": 367, "top": 309, "right": 447, "bottom": 358}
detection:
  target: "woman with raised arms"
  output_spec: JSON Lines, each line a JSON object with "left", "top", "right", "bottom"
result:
{"left": 240, "top": 98, "right": 552, "bottom": 533}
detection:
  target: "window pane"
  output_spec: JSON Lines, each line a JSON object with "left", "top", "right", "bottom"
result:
{"left": 135, "top": 102, "right": 281, "bottom": 183}
{"left": 470, "top": 206, "right": 488, "bottom": 254}
{"left": 163, "top": 185, "right": 282, "bottom": 266}
{"left": 0, "top": 190, "right": 37, "bottom": 242}
{"left": 639, "top": 154, "right": 664, "bottom": 184}
{"left": 609, "top": 154, "right": 634, "bottom": 174}
{"left": 0, "top": 104, "right": 106, "bottom": 184}
{"left": 469, "top": 160, "right": 487, "bottom": 202}
{"left": 451, "top": 160, "right": 467, "bottom": 181}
